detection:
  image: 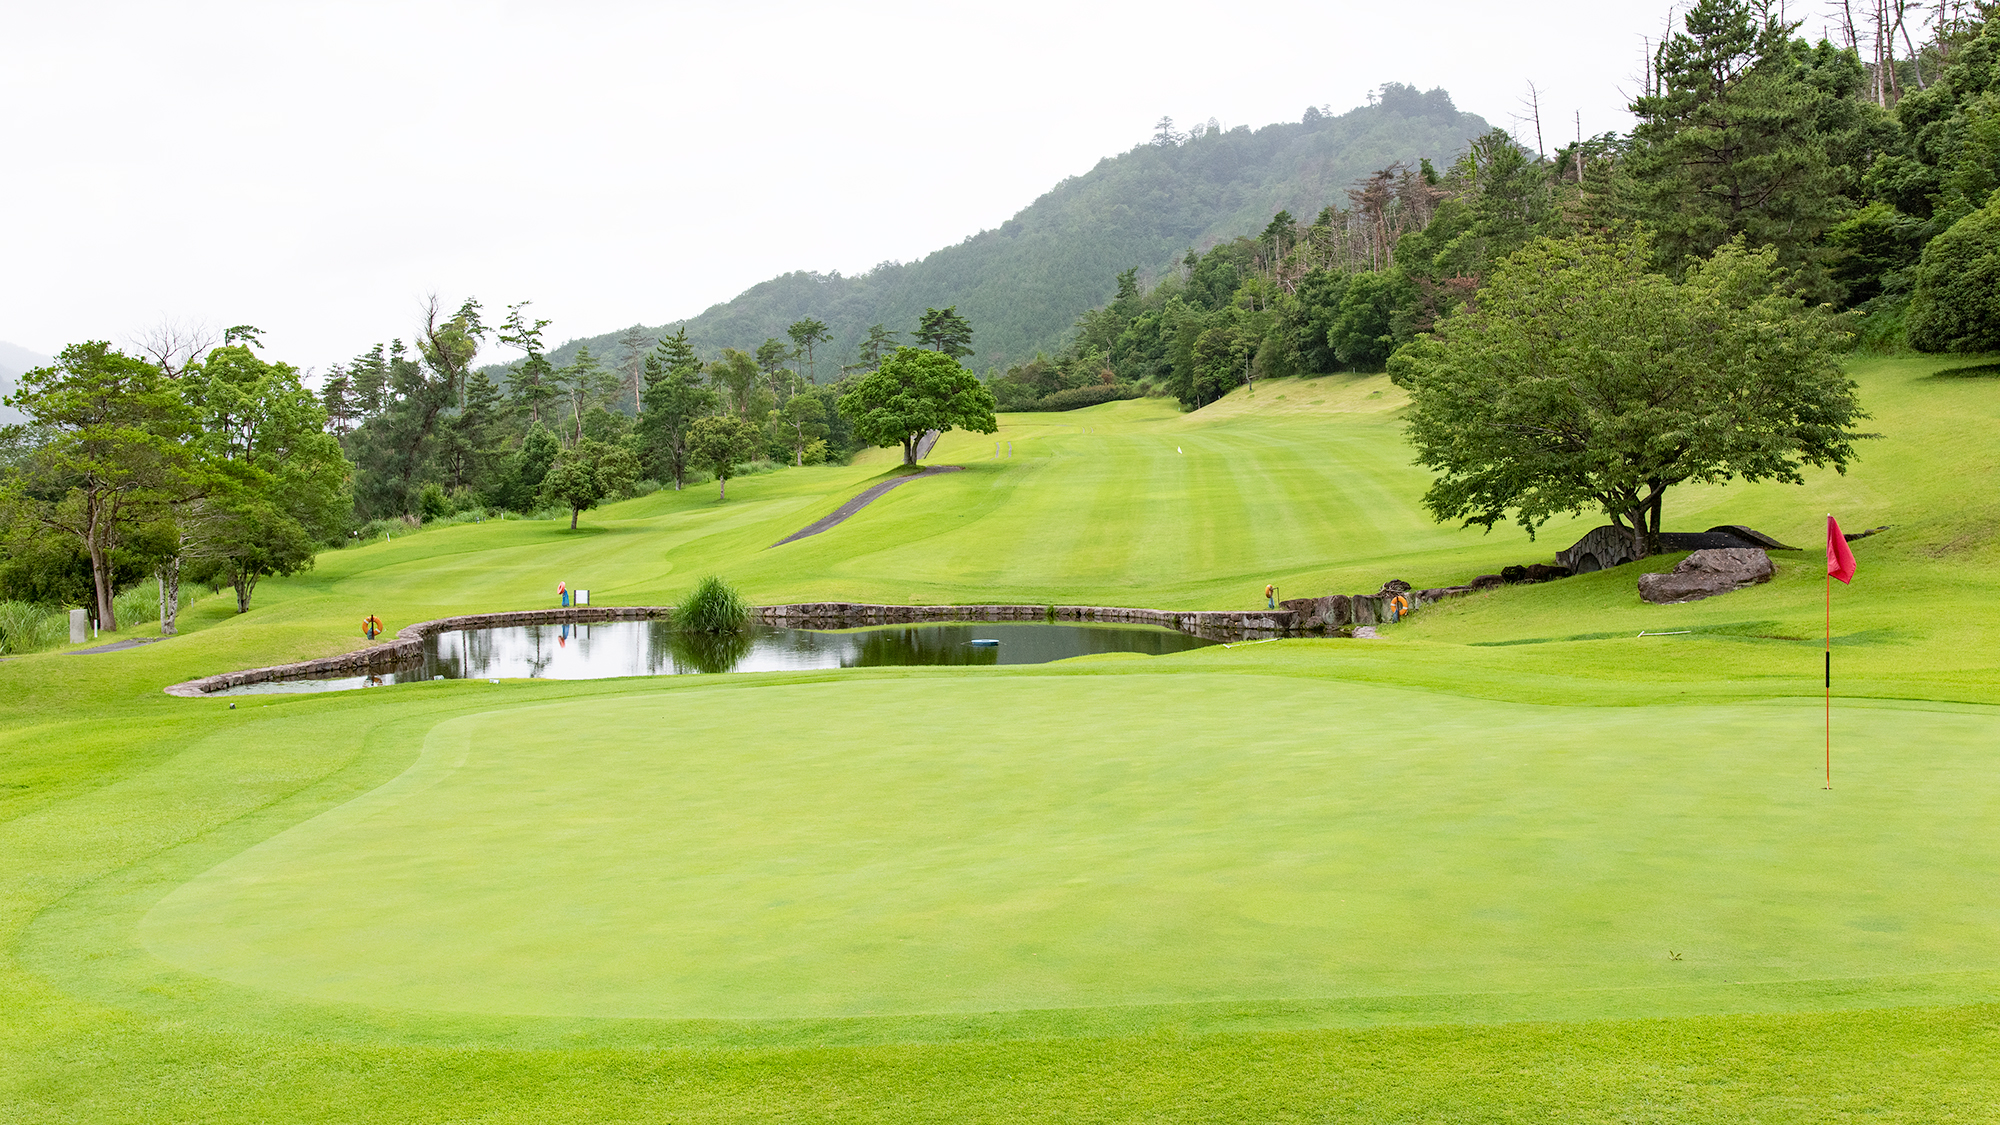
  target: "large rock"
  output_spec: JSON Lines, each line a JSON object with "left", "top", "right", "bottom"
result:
{"left": 1637, "top": 548, "right": 1775, "bottom": 604}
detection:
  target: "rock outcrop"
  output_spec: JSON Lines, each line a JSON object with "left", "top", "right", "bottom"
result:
{"left": 1636, "top": 548, "right": 1775, "bottom": 604}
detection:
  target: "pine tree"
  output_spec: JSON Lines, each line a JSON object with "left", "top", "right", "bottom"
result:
{"left": 914, "top": 307, "right": 974, "bottom": 360}
{"left": 1619, "top": 0, "right": 1859, "bottom": 297}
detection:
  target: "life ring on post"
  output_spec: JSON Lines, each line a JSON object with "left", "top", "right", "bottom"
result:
{"left": 363, "top": 614, "right": 384, "bottom": 640}
{"left": 1387, "top": 594, "right": 1411, "bottom": 623}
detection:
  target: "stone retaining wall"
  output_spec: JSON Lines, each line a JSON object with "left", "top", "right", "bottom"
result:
{"left": 756, "top": 602, "right": 1301, "bottom": 641}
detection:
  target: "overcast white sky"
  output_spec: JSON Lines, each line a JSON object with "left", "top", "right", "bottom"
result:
{"left": 2, "top": 0, "right": 1691, "bottom": 373}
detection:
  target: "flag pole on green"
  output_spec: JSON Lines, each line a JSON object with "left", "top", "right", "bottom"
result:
{"left": 1825, "top": 515, "right": 1858, "bottom": 789}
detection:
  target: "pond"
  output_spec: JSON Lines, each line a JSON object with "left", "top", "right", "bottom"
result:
{"left": 215, "top": 621, "right": 1219, "bottom": 695}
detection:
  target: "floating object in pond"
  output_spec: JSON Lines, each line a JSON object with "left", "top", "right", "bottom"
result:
{"left": 969, "top": 639, "right": 1000, "bottom": 647}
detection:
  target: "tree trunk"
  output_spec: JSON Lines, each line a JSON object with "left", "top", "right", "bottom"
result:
{"left": 902, "top": 434, "right": 917, "bottom": 465}
{"left": 718, "top": 475, "right": 727, "bottom": 500}
{"left": 159, "top": 557, "right": 181, "bottom": 636}
{"left": 570, "top": 506, "right": 580, "bottom": 530}
{"left": 87, "top": 513, "right": 117, "bottom": 632}
{"left": 231, "top": 568, "right": 258, "bottom": 614}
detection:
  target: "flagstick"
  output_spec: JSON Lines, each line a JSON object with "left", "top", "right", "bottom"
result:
{"left": 1825, "top": 567, "right": 1832, "bottom": 790}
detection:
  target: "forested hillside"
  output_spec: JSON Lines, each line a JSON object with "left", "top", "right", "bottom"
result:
{"left": 543, "top": 85, "right": 1488, "bottom": 374}
{"left": 0, "top": 342, "right": 48, "bottom": 423}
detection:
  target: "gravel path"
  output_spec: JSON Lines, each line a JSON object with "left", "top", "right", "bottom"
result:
{"left": 771, "top": 465, "right": 963, "bottom": 547}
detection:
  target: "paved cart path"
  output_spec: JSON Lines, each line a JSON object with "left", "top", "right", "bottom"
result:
{"left": 771, "top": 465, "right": 963, "bottom": 547}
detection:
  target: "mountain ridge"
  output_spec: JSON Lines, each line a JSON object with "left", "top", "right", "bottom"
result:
{"left": 528, "top": 85, "right": 1488, "bottom": 378}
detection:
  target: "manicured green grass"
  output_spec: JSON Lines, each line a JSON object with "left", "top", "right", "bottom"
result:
{"left": 4, "top": 355, "right": 1999, "bottom": 1121}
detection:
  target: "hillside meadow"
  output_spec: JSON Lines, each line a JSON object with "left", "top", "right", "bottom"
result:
{"left": 3, "top": 354, "right": 1998, "bottom": 1122}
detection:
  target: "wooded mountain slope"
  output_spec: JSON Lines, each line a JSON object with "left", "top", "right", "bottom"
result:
{"left": 547, "top": 86, "right": 1488, "bottom": 373}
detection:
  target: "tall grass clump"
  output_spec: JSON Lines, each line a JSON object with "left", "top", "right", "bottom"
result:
{"left": 0, "top": 601, "right": 68, "bottom": 654}
{"left": 677, "top": 575, "right": 749, "bottom": 635}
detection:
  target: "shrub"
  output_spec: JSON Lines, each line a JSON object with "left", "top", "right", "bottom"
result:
{"left": 1908, "top": 197, "right": 2000, "bottom": 353}
{"left": 1021, "top": 384, "right": 1143, "bottom": 412}
{"left": 417, "top": 482, "right": 453, "bottom": 523}
{"left": 677, "top": 575, "right": 749, "bottom": 634}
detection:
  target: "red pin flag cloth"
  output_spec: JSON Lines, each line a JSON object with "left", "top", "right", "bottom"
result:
{"left": 1823, "top": 515, "right": 1858, "bottom": 789}
{"left": 1827, "top": 515, "right": 1857, "bottom": 583}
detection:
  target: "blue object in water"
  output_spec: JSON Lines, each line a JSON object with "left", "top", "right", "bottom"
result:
{"left": 969, "top": 639, "right": 1000, "bottom": 647}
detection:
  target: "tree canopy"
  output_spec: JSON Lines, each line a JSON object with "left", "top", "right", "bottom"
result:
{"left": 838, "top": 347, "right": 997, "bottom": 465}
{"left": 686, "top": 415, "right": 761, "bottom": 500}
{"left": 1, "top": 342, "right": 195, "bottom": 630}
{"left": 1907, "top": 192, "right": 2000, "bottom": 351}
{"left": 1392, "top": 233, "right": 1865, "bottom": 553}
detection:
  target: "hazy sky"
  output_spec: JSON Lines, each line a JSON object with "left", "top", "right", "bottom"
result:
{"left": 3, "top": 0, "right": 1696, "bottom": 372}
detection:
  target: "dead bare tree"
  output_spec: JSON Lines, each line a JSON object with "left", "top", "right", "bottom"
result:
{"left": 1520, "top": 81, "right": 1547, "bottom": 157}
{"left": 129, "top": 318, "right": 219, "bottom": 377}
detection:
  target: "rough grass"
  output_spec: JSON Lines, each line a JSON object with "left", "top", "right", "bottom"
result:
{"left": 3, "top": 354, "right": 1999, "bottom": 1122}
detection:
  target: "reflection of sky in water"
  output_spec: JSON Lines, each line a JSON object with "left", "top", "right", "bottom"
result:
{"left": 217, "top": 622, "right": 1216, "bottom": 695}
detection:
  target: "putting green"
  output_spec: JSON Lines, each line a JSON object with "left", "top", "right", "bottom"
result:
{"left": 138, "top": 674, "right": 2000, "bottom": 1021}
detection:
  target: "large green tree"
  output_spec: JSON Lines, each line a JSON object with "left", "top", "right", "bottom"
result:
{"left": 838, "top": 347, "right": 997, "bottom": 465}
{"left": 1392, "top": 233, "right": 1864, "bottom": 555}
{"left": 0, "top": 342, "right": 195, "bottom": 631}
{"left": 539, "top": 438, "right": 640, "bottom": 529}
{"left": 178, "top": 344, "right": 349, "bottom": 613}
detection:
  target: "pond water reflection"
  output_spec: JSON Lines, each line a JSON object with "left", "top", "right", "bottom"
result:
{"left": 217, "top": 621, "right": 1217, "bottom": 694}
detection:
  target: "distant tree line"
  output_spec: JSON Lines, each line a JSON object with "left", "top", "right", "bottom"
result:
{"left": 319, "top": 301, "right": 989, "bottom": 524}
{"left": 0, "top": 301, "right": 996, "bottom": 630}
{"left": 1001, "top": 0, "right": 2000, "bottom": 416}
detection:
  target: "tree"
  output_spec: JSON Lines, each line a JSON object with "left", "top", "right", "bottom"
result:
{"left": 838, "top": 346, "right": 997, "bottom": 466}
{"left": 846, "top": 324, "right": 901, "bottom": 375}
{"left": 639, "top": 328, "right": 718, "bottom": 490}
{"left": 417, "top": 297, "right": 485, "bottom": 408}
{"left": 687, "top": 415, "right": 760, "bottom": 499}
{"left": 320, "top": 368, "right": 358, "bottom": 435}
{"left": 540, "top": 436, "right": 640, "bottom": 528}
{"left": 1392, "top": 233, "right": 1865, "bottom": 555}
{"left": 1618, "top": 0, "right": 1861, "bottom": 295}
{"left": 498, "top": 302, "right": 557, "bottom": 424}
{"left": 0, "top": 342, "right": 195, "bottom": 631}
{"left": 616, "top": 325, "right": 655, "bottom": 413}
{"left": 787, "top": 317, "right": 831, "bottom": 384}
{"left": 347, "top": 343, "right": 389, "bottom": 417}
{"left": 538, "top": 438, "right": 640, "bottom": 529}
{"left": 914, "top": 307, "right": 974, "bottom": 359}
{"left": 494, "top": 423, "right": 560, "bottom": 511}
{"left": 771, "top": 393, "right": 828, "bottom": 466}
{"left": 707, "top": 348, "right": 761, "bottom": 419}
{"left": 1907, "top": 192, "right": 2000, "bottom": 350}
{"left": 343, "top": 336, "right": 448, "bottom": 518}
{"left": 178, "top": 344, "right": 349, "bottom": 613}
{"left": 556, "top": 345, "right": 620, "bottom": 446}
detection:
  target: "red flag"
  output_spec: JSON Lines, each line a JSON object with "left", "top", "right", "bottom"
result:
{"left": 1827, "top": 515, "right": 1857, "bottom": 584}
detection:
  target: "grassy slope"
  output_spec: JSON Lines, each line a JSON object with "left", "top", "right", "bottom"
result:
{"left": 3, "top": 355, "right": 1999, "bottom": 1122}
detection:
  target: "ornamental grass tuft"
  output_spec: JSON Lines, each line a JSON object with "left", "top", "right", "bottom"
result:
{"left": 677, "top": 575, "right": 749, "bottom": 634}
